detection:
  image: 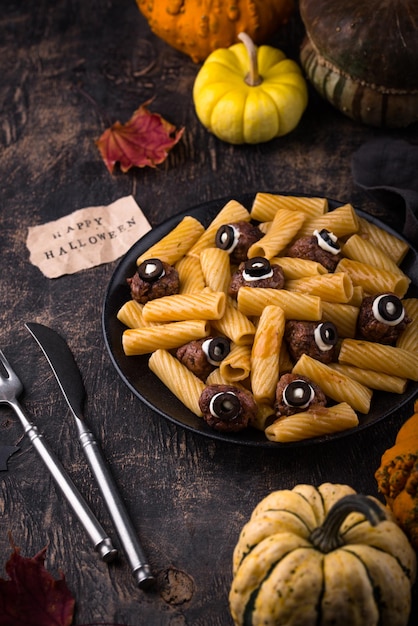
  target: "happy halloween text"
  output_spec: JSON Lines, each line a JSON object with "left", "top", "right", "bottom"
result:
{"left": 43, "top": 216, "right": 137, "bottom": 259}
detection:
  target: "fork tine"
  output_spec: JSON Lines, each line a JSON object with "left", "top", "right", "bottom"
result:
{"left": 0, "top": 348, "right": 16, "bottom": 382}
{"left": 0, "top": 348, "right": 24, "bottom": 403}
{"left": 0, "top": 348, "right": 12, "bottom": 376}
{"left": 0, "top": 348, "right": 20, "bottom": 382}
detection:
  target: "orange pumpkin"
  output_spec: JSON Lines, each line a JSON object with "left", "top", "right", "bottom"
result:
{"left": 136, "top": 0, "right": 294, "bottom": 63}
{"left": 375, "top": 399, "right": 418, "bottom": 549}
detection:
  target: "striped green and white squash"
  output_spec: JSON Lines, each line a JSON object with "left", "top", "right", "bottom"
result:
{"left": 229, "top": 483, "right": 416, "bottom": 626}
{"left": 299, "top": 0, "right": 418, "bottom": 128}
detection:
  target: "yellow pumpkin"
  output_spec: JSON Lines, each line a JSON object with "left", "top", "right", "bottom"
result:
{"left": 375, "top": 399, "right": 418, "bottom": 549}
{"left": 136, "top": 0, "right": 295, "bottom": 63}
{"left": 193, "top": 33, "right": 308, "bottom": 144}
{"left": 229, "top": 483, "right": 416, "bottom": 626}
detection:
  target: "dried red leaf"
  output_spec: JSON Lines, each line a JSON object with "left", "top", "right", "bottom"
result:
{"left": 96, "top": 101, "right": 184, "bottom": 174}
{"left": 0, "top": 541, "right": 75, "bottom": 626}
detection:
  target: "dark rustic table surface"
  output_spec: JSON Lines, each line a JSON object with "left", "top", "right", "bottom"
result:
{"left": 1, "top": 1, "right": 418, "bottom": 625}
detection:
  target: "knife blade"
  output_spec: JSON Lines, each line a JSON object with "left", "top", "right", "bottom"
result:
{"left": 26, "top": 322, "right": 154, "bottom": 589}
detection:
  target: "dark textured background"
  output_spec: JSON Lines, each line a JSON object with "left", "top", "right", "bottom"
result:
{"left": 1, "top": 1, "right": 417, "bottom": 624}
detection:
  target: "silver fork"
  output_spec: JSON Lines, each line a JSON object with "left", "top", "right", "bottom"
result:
{"left": 0, "top": 348, "right": 118, "bottom": 562}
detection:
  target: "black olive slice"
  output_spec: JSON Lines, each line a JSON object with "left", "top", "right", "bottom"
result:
{"left": 215, "top": 224, "right": 238, "bottom": 251}
{"left": 314, "top": 229, "right": 340, "bottom": 253}
{"left": 243, "top": 257, "right": 271, "bottom": 278}
{"left": 209, "top": 392, "right": 241, "bottom": 420}
{"left": 137, "top": 258, "right": 165, "bottom": 282}
{"left": 203, "top": 337, "right": 231, "bottom": 365}
{"left": 373, "top": 294, "right": 405, "bottom": 325}
{"left": 283, "top": 380, "right": 315, "bottom": 408}
{"left": 314, "top": 322, "right": 338, "bottom": 351}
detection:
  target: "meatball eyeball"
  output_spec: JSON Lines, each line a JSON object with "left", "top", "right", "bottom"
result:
{"left": 215, "top": 221, "right": 263, "bottom": 264}
{"left": 127, "top": 258, "right": 179, "bottom": 304}
{"left": 228, "top": 257, "right": 285, "bottom": 299}
{"left": 199, "top": 384, "right": 257, "bottom": 432}
{"left": 275, "top": 373, "right": 326, "bottom": 417}
{"left": 357, "top": 293, "right": 410, "bottom": 344}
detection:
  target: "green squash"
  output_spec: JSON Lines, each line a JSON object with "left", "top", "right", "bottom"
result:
{"left": 229, "top": 483, "right": 416, "bottom": 626}
{"left": 299, "top": 0, "right": 418, "bottom": 127}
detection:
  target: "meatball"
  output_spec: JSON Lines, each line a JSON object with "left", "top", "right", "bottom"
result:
{"left": 357, "top": 293, "right": 411, "bottom": 344}
{"left": 176, "top": 336, "right": 231, "bottom": 381}
{"left": 275, "top": 373, "right": 327, "bottom": 417}
{"left": 215, "top": 221, "right": 263, "bottom": 264}
{"left": 228, "top": 257, "right": 285, "bottom": 299}
{"left": 285, "top": 320, "right": 338, "bottom": 364}
{"left": 199, "top": 384, "right": 257, "bottom": 432}
{"left": 286, "top": 229, "right": 342, "bottom": 272}
{"left": 127, "top": 258, "right": 179, "bottom": 304}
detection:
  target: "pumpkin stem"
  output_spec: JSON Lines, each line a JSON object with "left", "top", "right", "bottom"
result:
{"left": 238, "top": 32, "right": 262, "bottom": 87}
{"left": 309, "top": 495, "right": 386, "bottom": 553}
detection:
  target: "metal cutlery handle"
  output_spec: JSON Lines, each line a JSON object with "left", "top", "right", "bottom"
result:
{"left": 12, "top": 399, "right": 118, "bottom": 563}
{"left": 75, "top": 418, "right": 154, "bottom": 589}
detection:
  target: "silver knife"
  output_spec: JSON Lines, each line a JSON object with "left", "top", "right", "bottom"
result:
{"left": 26, "top": 322, "right": 154, "bottom": 589}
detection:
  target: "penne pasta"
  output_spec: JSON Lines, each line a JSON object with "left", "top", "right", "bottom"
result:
{"left": 136, "top": 215, "right": 204, "bottom": 266}
{"left": 271, "top": 256, "right": 328, "bottom": 279}
{"left": 248, "top": 208, "right": 305, "bottom": 259}
{"left": 265, "top": 403, "right": 359, "bottom": 442}
{"left": 122, "top": 320, "right": 210, "bottom": 355}
{"left": 397, "top": 298, "right": 418, "bottom": 353}
{"left": 347, "top": 285, "right": 364, "bottom": 307}
{"left": 142, "top": 290, "right": 226, "bottom": 322}
{"left": 211, "top": 297, "right": 256, "bottom": 346}
{"left": 219, "top": 343, "right": 252, "bottom": 382}
{"left": 338, "top": 338, "right": 418, "bottom": 381}
{"left": 279, "top": 342, "right": 294, "bottom": 374}
{"left": 250, "top": 193, "right": 328, "bottom": 222}
{"left": 285, "top": 272, "right": 354, "bottom": 303}
{"left": 328, "top": 363, "right": 407, "bottom": 394}
{"left": 117, "top": 299, "right": 147, "bottom": 329}
{"left": 295, "top": 203, "right": 359, "bottom": 239}
{"left": 148, "top": 349, "right": 206, "bottom": 417}
{"left": 250, "top": 402, "right": 276, "bottom": 431}
{"left": 257, "top": 220, "right": 271, "bottom": 235}
{"left": 237, "top": 286, "right": 322, "bottom": 321}
{"left": 336, "top": 257, "right": 410, "bottom": 298}
{"left": 175, "top": 255, "right": 206, "bottom": 293}
{"left": 358, "top": 216, "right": 409, "bottom": 265}
{"left": 187, "top": 199, "right": 251, "bottom": 257}
{"left": 199, "top": 247, "right": 231, "bottom": 293}
{"left": 320, "top": 301, "right": 359, "bottom": 338}
{"left": 206, "top": 369, "right": 251, "bottom": 397}
{"left": 206, "top": 367, "right": 238, "bottom": 386}
{"left": 342, "top": 234, "right": 410, "bottom": 280}
{"left": 292, "top": 353, "right": 373, "bottom": 413}
{"left": 251, "top": 305, "right": 285, "bottom": 404}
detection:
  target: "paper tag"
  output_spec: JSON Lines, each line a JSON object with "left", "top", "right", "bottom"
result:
{"left": 27, "top": 196, "right": 152, "bottom": 278}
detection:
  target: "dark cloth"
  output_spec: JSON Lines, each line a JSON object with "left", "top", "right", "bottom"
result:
{"left": 352, "top": 138, "right": 418, "bottom": 247}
